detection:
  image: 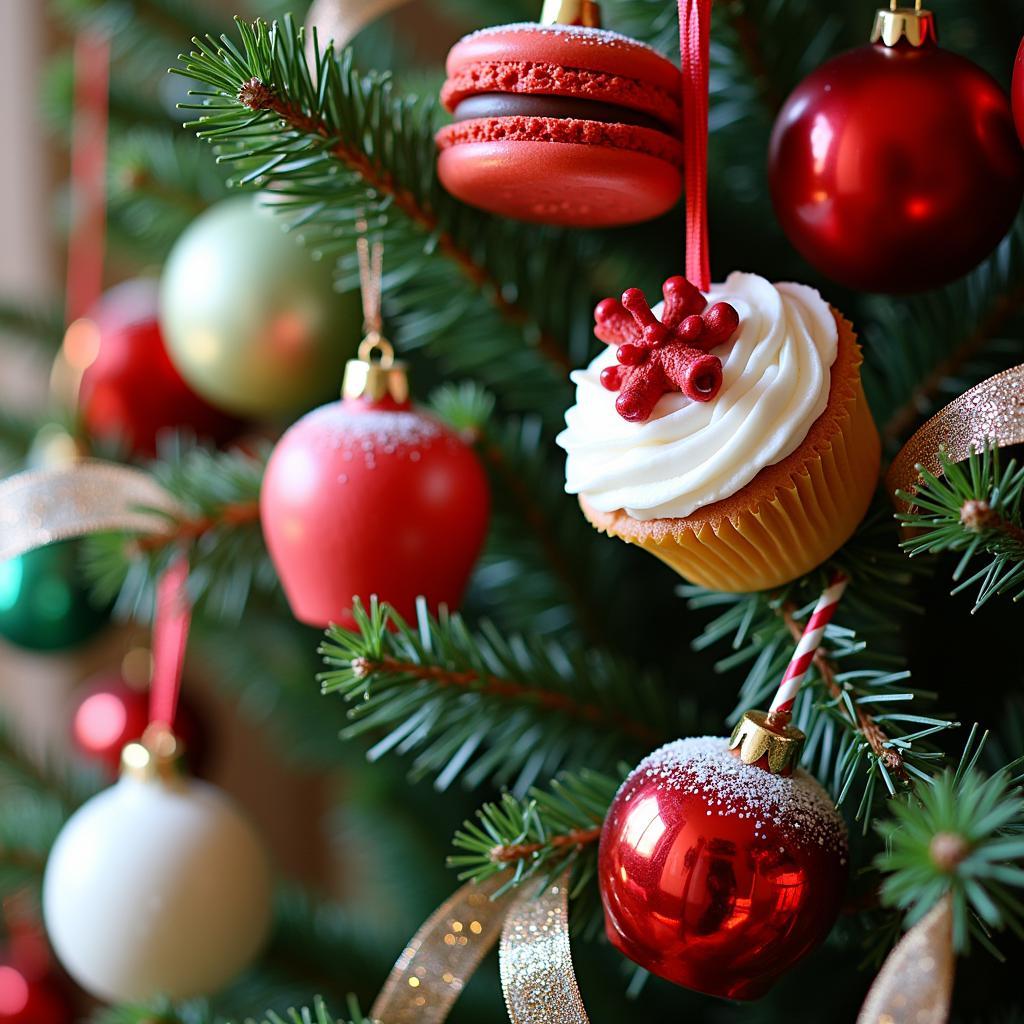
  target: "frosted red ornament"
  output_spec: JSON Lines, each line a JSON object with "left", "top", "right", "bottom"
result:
{"left": 260, "top": 342, "right": 490, "bottom": 629}
{"left": 78, "top": 279, "right": 240, "bottom": 457}
{"left": 598, "top": 728, "right": 848, "bottom": 1000}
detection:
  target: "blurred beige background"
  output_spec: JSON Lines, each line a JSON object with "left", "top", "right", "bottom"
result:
{"left": 0, "top": 0, "right": 331, "bottom": 887}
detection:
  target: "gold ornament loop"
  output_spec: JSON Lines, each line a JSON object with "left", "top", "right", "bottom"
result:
{"left": 357, "top": 332, "right": 396, "bottom": 367}
{"left": 0, "top": 460, "right": 181, "bottom": 562}
{"left": 500, "top": 874, "right": 591, "bottom": 1024}
{"left": 886, "top": 363, "right": 1024, "bottom": 517}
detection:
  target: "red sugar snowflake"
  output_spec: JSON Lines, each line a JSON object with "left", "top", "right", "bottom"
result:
{"left": 594, "top": 276, "right": 741, "bottom": 423}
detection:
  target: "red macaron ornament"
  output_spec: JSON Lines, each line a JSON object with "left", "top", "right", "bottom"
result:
{"left": 436, "top": 0, "right": 683, "bottom": 227}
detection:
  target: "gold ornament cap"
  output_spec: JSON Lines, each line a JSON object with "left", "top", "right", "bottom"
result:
{"left": 728, "top": 710, "right": 806, "bottom": 776}
{"left": 541, "top": 0, "right": 601, "bottom": 27}
{"left": 871, "top": 2, "right": 937, "bottom": 47}
{"left": 120, "top": 724, "right": 187, "bottom": 783}
{"left": 342, "top": 333, "right": 410, "bottom": 404}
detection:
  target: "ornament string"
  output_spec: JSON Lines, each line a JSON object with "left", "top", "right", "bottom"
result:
{"left": 769, "top": 571, "right": 848, "bottom": 718}
{"left": 149, "top": 559, "right": 192, "bottom": 729}
{"left": 356, "top": 221, "right": 385, "bottom": 341}
{"left": 66, "top": 31, "right": 110, "bottom": 324}
{"left": 679, "top": 0, "right": 711, "bottom": 291}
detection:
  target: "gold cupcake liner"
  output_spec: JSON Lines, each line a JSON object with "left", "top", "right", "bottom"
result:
{"left": 580, "top": 314, "right": 881, "bottom": 592}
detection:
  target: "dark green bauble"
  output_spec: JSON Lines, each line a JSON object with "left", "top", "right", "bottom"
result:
{"left": 0, "top": 542, "right": 108, "bottom": 651}
{"left": 159, "top": 194, "right": 362, "bottom": 418}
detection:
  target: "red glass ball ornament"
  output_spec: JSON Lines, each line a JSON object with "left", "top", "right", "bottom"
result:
{"left": 1014, "top": 36, "right": 1024, "bottom": 146}
{"left": 769, "top": 30, "right": 1024, "bottom": 293}
{"left": 598, "top": 737, "right": 848, "bottom": 1000}
{"left": 261, "top": 395, "right": 490, "bottom": 629}
{"left": 71, "top": 672, "right": 206, "bottom": 775}
{"left": 0, "top": 960, "right": 72, "bottom": 1024}
{"left": 78, "top": 279, "right": 240, "bottom": 456}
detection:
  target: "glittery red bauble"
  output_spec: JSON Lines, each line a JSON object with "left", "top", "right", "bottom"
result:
{"left": 79, "top": 280, "right": 240, "bottom": 456}
{"left": 769, "top": 37, "right": 1024, "bottom": 293}
{"left": 260, "top": 396, "right": 490, "bottom": 629}
{"left": 71, "top": 672, "right": 206, "bottom": 775}
{"left": 598, "top": 737, "right": 848, "bottom": 1000}
{"left": 1014, "top": 37, "right": 1024, "bottom": 146}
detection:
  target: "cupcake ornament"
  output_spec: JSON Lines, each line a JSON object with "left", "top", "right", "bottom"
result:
{"left": 558, "top": 0, "right": 880, "bottom": 592}
{"left": 436, "top": 0, "right": 683, "bottom": 227}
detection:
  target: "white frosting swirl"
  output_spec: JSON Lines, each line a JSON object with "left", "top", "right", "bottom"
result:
{"left": 557, "top": 272, "right": 837, "bottom": 521}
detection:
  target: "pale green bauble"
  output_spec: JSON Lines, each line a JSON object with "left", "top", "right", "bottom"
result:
{"left": 159, "top": 195, "right": 360, "bottom": 417}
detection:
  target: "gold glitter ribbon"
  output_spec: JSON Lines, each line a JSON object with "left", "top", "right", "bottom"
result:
{"left": 369, "top": 872, "right": 591, "bottom": 1024}
{"left": 369, "top": 873, "right": 515, "bottom": 1023}
{"left": 886, "top": 363, "right": 1024, "bottom": 515}
{"left": 856, "top": 895, "right": 954, "bottom": 1024}
{"left": 0, "top": 460, "right": 181, "bottom": 562}
{"left": 500, "top": 874, "right": 591, "bottom": 1024}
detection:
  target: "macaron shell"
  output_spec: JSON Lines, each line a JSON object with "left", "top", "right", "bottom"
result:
{"left": 437, "top": 138, "right": 682, "bottom": 227}
{"left": 441, "top": 60, "right": 680, "bottom": 128}
{"left": 445, "top": 24, "right": 680, "bottom": 96}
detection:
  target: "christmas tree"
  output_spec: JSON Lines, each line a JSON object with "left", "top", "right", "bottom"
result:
{"left": 1, "top": 0, "right": 1024, "bottom": 1021}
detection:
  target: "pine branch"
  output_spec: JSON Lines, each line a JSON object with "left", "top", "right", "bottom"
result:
{"left": 430, "top": 382, "right": 627, "bottom": 644}
{"left": 82, "top": 440, "right": 272, "bottom": 622}
{"left": 450, "top": 769, "right": 619, "bottom": 937}
{"left": 876, "top": 736, "right": 1024, "bottom": 954}
{"left": 898, "top": 447, "right": 1024, "bottom": 611}
{"left": 172, "top": 18, "right": 609, "bottom": 425}
{"left": 318, "top": 599, "right": 688, "bottom": 795}
{"left": 686, "top": 508, "right": 956, "bottom": 826}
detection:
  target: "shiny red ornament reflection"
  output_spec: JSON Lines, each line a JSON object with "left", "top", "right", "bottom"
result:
{"left": 261, "top": 395, "right": 490, "bottom": 629}
{"left": 598, "top": 741, "right": 848, "bottom": 1000}
{"left": 769, "top": 38, "right": 1024, "bottom": 293}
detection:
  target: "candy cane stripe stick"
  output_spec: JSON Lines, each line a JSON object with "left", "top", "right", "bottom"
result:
{"left": 769, "top": 572, "right": 849, "bottom": 718}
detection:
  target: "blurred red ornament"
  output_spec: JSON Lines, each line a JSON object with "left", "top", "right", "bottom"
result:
{"left": 769, "top": 9, "right": 1024, "bottom": 293}
{"left": 71, "top": 670, "right": 206, "bottom": 775}
{"left": 0, "top": 922, "right": 73, "bottom": 1024}
{"left": 261, "top": 354, "right": 490, "bottom": 629}
{"left": 598, "top": 736, "right": 848, "bottom": 999}
{"left": 1014, "top": 36, "right": 1024, "bottom": 146}
{"left": 78, "top": 279, "right": 241, "bottom": 456}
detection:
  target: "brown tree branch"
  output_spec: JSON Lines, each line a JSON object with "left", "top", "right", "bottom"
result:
{"left": 350, "top": 654, "right": 663, "bottom": 747}
{"left": 237, "top": 78, "right": 571, "bottom": 375}
{"left": 780, "top": 605, "right": 907, "bottom": 779}
{"left": 136, "top": 500, "right": 261, "bottom": 552}
{"left": 490, "top": 826, "right": 602, "bottom": 864}
{"left": 961, "top": 499, "right": 1024, "bottom": 546}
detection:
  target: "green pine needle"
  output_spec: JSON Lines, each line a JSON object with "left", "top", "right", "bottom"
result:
{"left": 898, "top": 446, "right": 1024, "bottom": 611}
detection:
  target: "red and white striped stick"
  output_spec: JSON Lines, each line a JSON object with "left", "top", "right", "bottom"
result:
{"left": 769, "top": 572, "right": 848, "bottom": 717}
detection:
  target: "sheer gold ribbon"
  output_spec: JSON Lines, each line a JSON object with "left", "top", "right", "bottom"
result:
{"left": 886, "top": 363, "right": 1024, "bottom": 514}
{"left": 369, "top": 872, "right": 591, "bottom": 1024}
{"left": 856, "top": 896, "right": 954, "bottom": 1024}
{"left": 0, "top": 459, "right": 180, "bottom": 561}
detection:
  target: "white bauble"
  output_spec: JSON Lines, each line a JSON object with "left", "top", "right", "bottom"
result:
{"left": 43, "top": 770, "right": 272, "bottom": 1003}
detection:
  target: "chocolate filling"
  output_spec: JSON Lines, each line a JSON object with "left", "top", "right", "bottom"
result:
{"left": 451, "top": 93, "right": 669, "bottom": 133}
